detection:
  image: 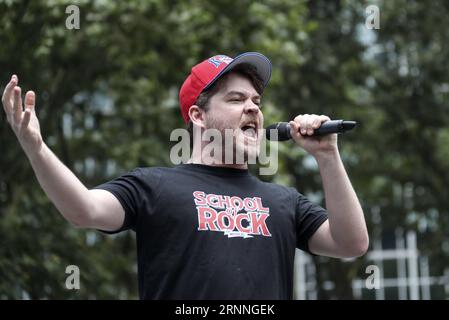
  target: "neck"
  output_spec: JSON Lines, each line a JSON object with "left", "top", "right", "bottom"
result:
{"left": 188, "top": 142, "right": 248, "bottom": 170}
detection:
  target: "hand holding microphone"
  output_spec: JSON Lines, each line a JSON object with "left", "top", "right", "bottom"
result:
{"left": 265, "top": 114, "right": 356, "bottom": 158}
{"left": 266, "top": 119, "right": 357, "bottom": 141}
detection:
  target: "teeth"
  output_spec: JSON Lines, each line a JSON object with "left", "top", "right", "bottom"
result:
{"left": 242, "top": 123, "right": 256, "bottom": 129}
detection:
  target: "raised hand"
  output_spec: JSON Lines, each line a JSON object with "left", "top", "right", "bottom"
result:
{"left": 2, "top": 75, "right": 43, "bottom": 157}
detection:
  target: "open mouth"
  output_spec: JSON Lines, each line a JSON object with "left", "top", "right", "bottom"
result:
{"left": 240, "top": 122, "right": 258, "bottom": 139}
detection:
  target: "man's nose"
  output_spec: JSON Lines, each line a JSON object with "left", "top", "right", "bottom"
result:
{"left": 244, "top": 100, "right": 260, "bottom": 114}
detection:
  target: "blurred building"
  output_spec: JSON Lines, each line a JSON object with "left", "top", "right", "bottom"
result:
{"left": 294, "top": 228, "right": 449, "bottom": 300}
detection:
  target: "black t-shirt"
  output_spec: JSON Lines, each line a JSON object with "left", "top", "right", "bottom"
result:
{"left": 94, "top": 164, "right": 328, "bottom": 299}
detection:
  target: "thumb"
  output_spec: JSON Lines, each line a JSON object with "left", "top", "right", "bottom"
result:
{"left": 289, "top": 121, "right": 308, "bottom": 146}
{"left": 289, "top": 121, "right": 301, "bottom": 140}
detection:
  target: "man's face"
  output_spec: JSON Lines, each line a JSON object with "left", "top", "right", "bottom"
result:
{"left": 203, "top": 73, "right": 263, "bottom": 162}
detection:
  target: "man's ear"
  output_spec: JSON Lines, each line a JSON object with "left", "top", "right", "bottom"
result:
{"left": 188, "top": 105, "right": 206, "bottom": 128}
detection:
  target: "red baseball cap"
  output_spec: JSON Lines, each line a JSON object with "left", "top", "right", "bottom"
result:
{"left": 179, "top": 52, "right": 272, "bottom": 123}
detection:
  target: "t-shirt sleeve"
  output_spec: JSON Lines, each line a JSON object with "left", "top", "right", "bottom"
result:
{"left": 294, "top": 190, "right": 328, "bottom": 254}
{"left": 93, "top": 167, "right": 161, "bottom": 234}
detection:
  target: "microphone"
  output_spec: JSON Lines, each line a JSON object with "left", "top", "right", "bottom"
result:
{"left": 265, "top": 120, "right": 357, "bottom": 141}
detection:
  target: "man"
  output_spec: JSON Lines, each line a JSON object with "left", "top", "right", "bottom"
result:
{"left": 2, "top": 52, "right": 368, "bottom": 299}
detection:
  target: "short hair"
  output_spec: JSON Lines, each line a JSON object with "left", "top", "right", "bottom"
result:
{"left": 186, "top": 63, "right": 265, "bottom": 147}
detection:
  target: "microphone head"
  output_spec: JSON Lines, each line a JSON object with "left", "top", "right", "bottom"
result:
{"left": 265, "top": 122, "right": 291, "bottom": 141}
{"left": 341, "top": 121, "right": 357, "bottom": 131}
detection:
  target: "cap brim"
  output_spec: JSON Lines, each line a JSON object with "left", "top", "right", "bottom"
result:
{"left": 203, "top": 52, "right": 272, "bottom": 91}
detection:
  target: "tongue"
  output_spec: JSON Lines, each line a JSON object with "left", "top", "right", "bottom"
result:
{"left": 243, "top": 127, "right": 256, "bottom": 138}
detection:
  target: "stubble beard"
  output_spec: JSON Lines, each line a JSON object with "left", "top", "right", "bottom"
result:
{"left": 204, "top": 115, "right": 260, "bottom": 165}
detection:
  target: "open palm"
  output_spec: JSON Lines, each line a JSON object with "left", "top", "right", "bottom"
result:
{"left": 2, "top": 75, "right": 42, "bottom": 155}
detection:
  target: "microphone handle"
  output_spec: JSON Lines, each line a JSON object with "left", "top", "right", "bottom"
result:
{"left": 265, "top": 120, "right": 355, "bottom": 141}
{"left": 312, "top": 120, "right": 344, "bottom": 136}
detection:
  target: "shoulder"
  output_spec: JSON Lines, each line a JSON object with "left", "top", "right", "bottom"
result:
{"left": 128, "top": 166, "right": 174, "bottom": 178}
{"left": 113, "top": 167, "right": 173, "bottom": 188}
{"left": 256, "top": 177, "right": 296, "bottom": 193}
{"left": 254, "top": 178, "right": 299, "bottom": 200}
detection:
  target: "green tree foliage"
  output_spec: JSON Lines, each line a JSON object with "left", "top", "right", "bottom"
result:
{"left": 1, "top": 0, "right": 448, "bottom": 299}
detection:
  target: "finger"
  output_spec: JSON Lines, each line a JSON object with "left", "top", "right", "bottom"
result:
{"left": 289, "top": 121, "right": 301, "bottom": 139}
{"left": 320, "top": 115, "right": 331, "bottom": 122}
{"left": 294, "top": 115, "right": 308, "bottom": 135}
{"left": 21, "top": 108, "right": 31, "bottom": 130}
{"left": 25, "top": 90, "right": 36, "bottom": 113}
{"left": 2, "top": 75, "right": 18, "bottom": 114}
{"left": 293, "top": 114, "right": 303, "bottom": 125}
{"left": 289, "top": 121, "right": 307, "bottom": 144}
{"left": 13, "top": 86, "right": 23, "bottom": 123}
{"left": 289, "top": 121, "right": 303, "bottom": 141}
{"left": 304, "top": 115, "right": 315, "bottom": 136}
{"left": 311, "top": 116, "right": 322, "bottom": 129}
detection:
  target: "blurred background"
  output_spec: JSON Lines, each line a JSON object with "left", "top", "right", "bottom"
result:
{"left": 1, "top": 0, "right": 448, "bottom": 299}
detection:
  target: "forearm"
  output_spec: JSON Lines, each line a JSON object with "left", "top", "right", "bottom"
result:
{"left": 26, "top": 143, "right": 94, "bottom": 226}
{"left": 316, "top": 148, "right": 368, "bottom": 249}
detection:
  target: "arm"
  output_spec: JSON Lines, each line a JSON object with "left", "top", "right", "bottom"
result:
{"left": 2, "top": 75, "right": 124, "bottom": 231}
{"left": 28, "top": 143, "right": 125, "bottom": 230}
{"left": 289, "top": 114, "right": 369, "bottom": 258}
